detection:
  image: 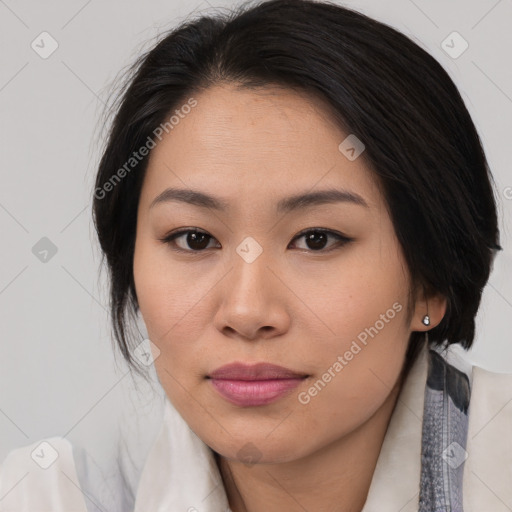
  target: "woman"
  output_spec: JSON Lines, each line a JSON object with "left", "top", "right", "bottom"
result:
{"left": 1, "top": 0, "right": 510, "bottom": 510}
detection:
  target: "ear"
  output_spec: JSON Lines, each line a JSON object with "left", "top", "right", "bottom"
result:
{"left": 410, "top": 285, "right": 447, "bottom": 332}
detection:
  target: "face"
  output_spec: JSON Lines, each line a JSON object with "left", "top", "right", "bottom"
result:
{"left": 133, "top": 83, "right": 427, "bottom": 464}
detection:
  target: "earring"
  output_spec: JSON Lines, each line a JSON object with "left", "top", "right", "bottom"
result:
{"left": 422, "top": 315, "right": 430, "bottom": 326}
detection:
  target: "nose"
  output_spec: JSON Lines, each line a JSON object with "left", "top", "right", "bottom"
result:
{"left": 212, "top": 244, "right": 291, "bottom": 341}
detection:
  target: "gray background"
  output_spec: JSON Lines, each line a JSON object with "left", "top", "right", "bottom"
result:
{"left": 1, "top": 0, "right": 511, "bottom": 461}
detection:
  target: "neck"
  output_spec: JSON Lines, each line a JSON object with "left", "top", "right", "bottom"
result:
{"left": 216, "top": 381, "right": 402, "bottom": 512}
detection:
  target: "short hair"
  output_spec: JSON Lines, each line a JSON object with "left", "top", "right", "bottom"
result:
{"left": 92, "top": 0, "right": 502, "bottom": 378}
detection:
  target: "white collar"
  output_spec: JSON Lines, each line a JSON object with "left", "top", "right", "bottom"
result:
{"left": 361, "top": 345, "right": 428, "bottom": 511}
{"left": 133, "top": 395, "right": 231, "bottom": 511}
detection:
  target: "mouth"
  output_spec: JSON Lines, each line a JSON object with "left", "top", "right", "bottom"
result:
{"left": 207, "top": 362, "right": 309, "bottom": 407}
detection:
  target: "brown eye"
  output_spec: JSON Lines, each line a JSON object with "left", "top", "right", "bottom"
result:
{"left": 160, "top": 229, "right": 219, "bottom": 252}
{"left": 304, "top": 231, "right": 329, "bottom": 250}
{"left": 290, "top": 229, "right": 352, "bottom": 252}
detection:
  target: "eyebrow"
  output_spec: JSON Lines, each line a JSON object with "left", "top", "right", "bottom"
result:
{"left": 149, "top": 187, "right": 369, "bottom": 213}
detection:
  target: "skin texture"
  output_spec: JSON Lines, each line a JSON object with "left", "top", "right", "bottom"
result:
{"left": 133, "top": 83, "right": 446, "bottom": 512}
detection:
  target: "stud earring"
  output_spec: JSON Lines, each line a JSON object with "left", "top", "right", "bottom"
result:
{"left": 422, "top": 294, "right": 430, "bottom": 326}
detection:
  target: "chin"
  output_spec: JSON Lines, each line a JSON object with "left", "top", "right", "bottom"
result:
{"left": 207, "top": 433, "right": 309, "bottom": 466}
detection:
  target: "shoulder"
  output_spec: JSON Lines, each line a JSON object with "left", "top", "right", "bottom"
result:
{"left": 435, "top": 343, "right": 512, "bottom": 405}
{"left": 469, "top": 363, "right": 512, "bottom": 428}
{"left": 430, "top": 343, "right": 512, "bottom": 431}
{"left": 0, "top": 436, "right": 88, "bottom": 512}
{"left": 464, "top": 364, "right": 512, "bottom": 510}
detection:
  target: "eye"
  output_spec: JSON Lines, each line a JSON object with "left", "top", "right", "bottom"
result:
{"left": 289, "top": 228, "right": 352, "bottom": 252}
{"left": 159, "top": 228, "right": 220, "bottom": 253}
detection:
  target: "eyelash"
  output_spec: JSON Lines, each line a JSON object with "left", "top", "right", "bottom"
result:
{"left": 158, "top": 227, "right": 353, "bottom": 255}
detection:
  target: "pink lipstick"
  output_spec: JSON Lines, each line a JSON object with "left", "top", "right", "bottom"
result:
{"left": 208, "top": 362, "right": 308, "bottom": 407}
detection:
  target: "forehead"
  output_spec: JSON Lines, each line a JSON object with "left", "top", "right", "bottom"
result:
{"left": 141, "top": 83, "right": 381, "bottom": 210}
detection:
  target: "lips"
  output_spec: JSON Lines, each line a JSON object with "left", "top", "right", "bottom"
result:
{"left": 209, "top": 362, "right": 308, "bottom": 380}
{"left": 208, "top": 362, "right": 308, "bottom": 407}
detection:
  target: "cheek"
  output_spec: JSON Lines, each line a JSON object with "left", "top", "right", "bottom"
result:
{"left": 306, "top": 239, "right": 410, "bottom": 349}
{"left": 296, "top": 344, "right": 406, "bottom": 451}
{"left": 296, "top": 258, "right": 410, "bottom": 441}
{"left": 301, "top": 241, "right": 411, "bottom": 413}
{"left": 133, "top": 238, "right": 210, "bottom": 342}
{"left": 132, "top": 240, "right": 223, "bottom": 407}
